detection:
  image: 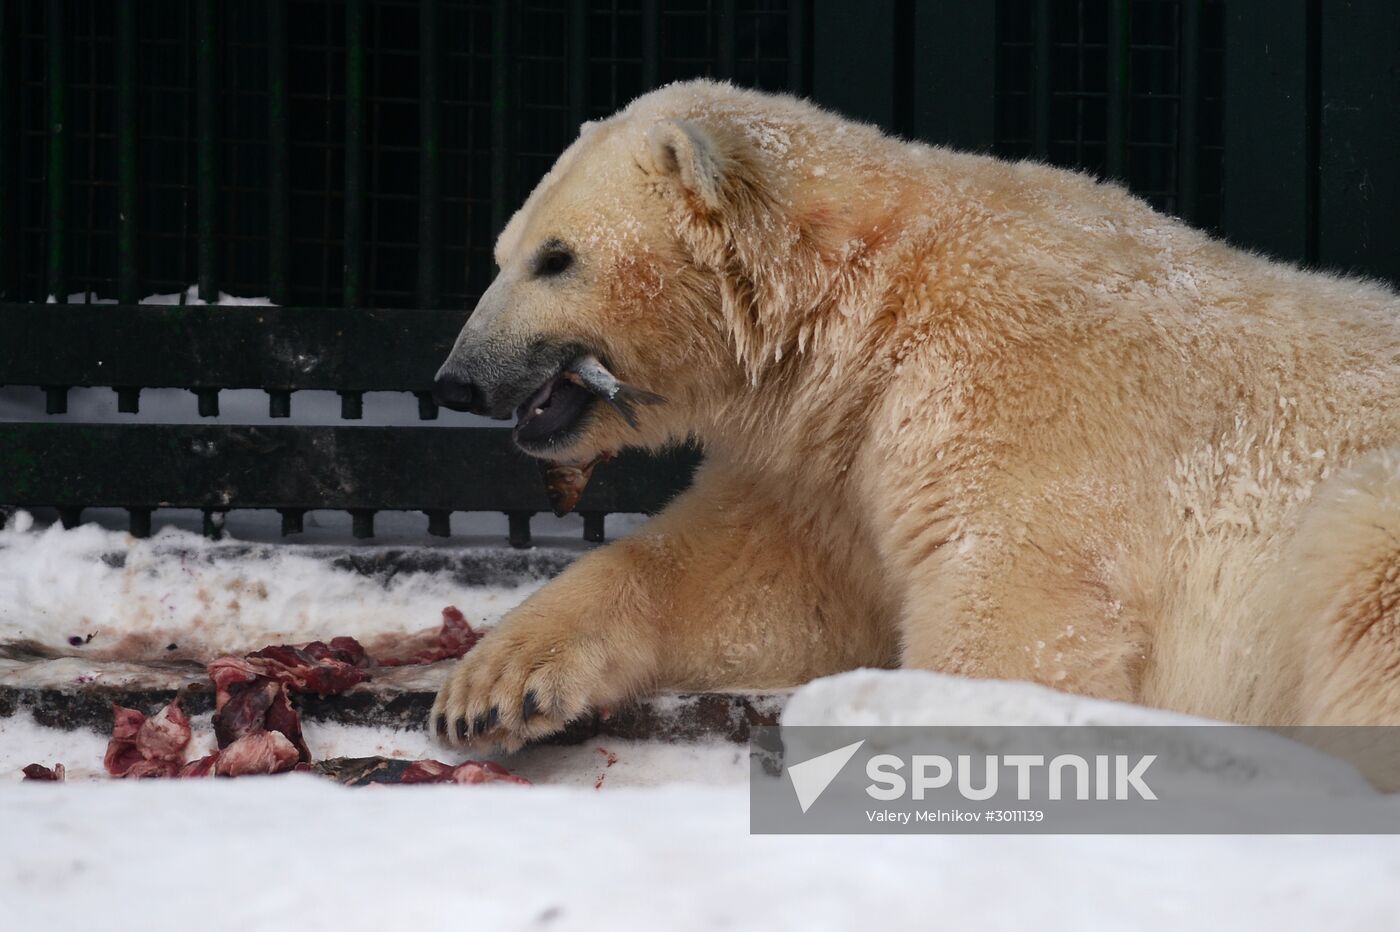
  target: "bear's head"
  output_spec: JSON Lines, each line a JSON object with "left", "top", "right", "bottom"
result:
{"left": 434, "top": 81, "right": 888, "bottom": 465}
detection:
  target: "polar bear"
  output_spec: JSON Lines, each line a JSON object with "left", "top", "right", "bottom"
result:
{"left": 429, "top": 79, "right": 1400, "bottom": 750}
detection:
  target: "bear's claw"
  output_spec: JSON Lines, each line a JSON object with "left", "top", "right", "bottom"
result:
{"left": 428, "top": 619, "right": 611, "bottom": 753}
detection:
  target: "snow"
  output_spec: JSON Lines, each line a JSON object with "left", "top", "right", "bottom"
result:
{"left": 3, "top": 516, "right": 1400, "bottom": 926}
{"left": 2, "top": 668, "right": 1400, "bottom": 927}
{"left": 46, "top": 286, "right": 274, "bottom": 306}
{"left": 0, "top": 515, "right": 555, "bottom": 662}
{"left": 3, "top": 775, "right": 1399, "bottom": 930}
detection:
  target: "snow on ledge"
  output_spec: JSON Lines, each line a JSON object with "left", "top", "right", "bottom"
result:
{"left": 0, "top": 514, "right": 555, "bottom": 663}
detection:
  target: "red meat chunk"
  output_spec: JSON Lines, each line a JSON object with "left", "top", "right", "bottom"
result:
{"left": 71, "top": 607, "right": 527, "bottom": 786}
{"left": 177, "top": 754, "right": 220, "bottom": 778}
{"left": 215, "top": 731, "right": 300, "bottom": 777}
{"left": 377, "top": 606, "right": 481, "bottom": 667}
{"left": 21, "top": 763, "right": 65, "bottom": 781}
{"left": 104, "top": 694, "right": 193, "bottom": 778}
{"left": 397, "top": 759, "right": 530, "bottom": 786}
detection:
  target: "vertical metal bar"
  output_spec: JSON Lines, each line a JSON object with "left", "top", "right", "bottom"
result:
{"left": 415, "top": 390, "right": 439, "bottom": 420}
{"left": 116, "top": 0, "right": 138, "bottom": 304}
{"left": 426, "top": 510, "right": 451, "bottom": 538}
{"left": 582, "top": 512, "right": 605, "bottom": 543}
{"left": 195, "top": 0, "right": 217, "bottom": 303}
{"left": 507, "top": 511, "right": 532, "bottom": 549}
{"left": 567, "top": 0, "right": 587, "bottom": 130}
{"left": 128, "top": 507, "right": 152, "bottom": 539}
{"left": 641, "top": 0, "right": 659, "bottom": 90}
{"left": 45, "top": 0, "right": 67, "bottom": 302}
{"left": 267, "top": 0, "right": 289, "bottom": 305}
{"left": 195, "top": 389, "right": 220, "bottom": 416}
{"left": 351, "top": 509, "right": 375, "bottom": 540}
{"left": 339, "top": 390, "right": 364, "bottom": 419}
{"left": 1031, "top": 0, "right": 1052, "bottom": 160}
{"left": 267, "top": 390, "right": 291, "bottom": 418}
{"left": 344, "top": 0, "right": 366, "bottom": 307}
{"left": 14, "top": 0, "right": 30, "bottom": 301}
{"left": 0, "top": 0, "right": 13, "bottom": 300}
{"left": 1105, "top": 0, "right": 1130, "bottom": 180}
{"left": 811, "top": 0, "right": 897, "bottom": 127}
{"left": 418, "top": 0, "right": 441, "bottom": 308}
{"left": 202, "top": 508, "right": 225, "bottom": 540}
{"left": 1303, "top": 0, "right": 1321, "bottom": 267}
{"left": 1222, "top": 0, "right": 1311, "bottom": 264}
{"left": 1177, "top": 0, "right": 1201, "bottom": 224}
{"left": 279, "top": 508, "right": 305, "bottom": 536}
{"left": 1318, "top": 0, "right": 1400, "bottom": 283}
{"left": 81, "top": 8, "right": 96, "bottom": 303}
{"left": 716, "top": 0, "right": 736, "bottom": 80}
{"left": 912, "top": 0, "right": 996, "bottom": 150}
{"left": 490, "top": 0, "right": 510, "bottom": 233}
{"left": 787, "top": 0, "right": 806, "bottom": 94}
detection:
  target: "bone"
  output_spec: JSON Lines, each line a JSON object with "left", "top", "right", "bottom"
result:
{"left": 563, "top": 355, "right": 665, "bottom": 430}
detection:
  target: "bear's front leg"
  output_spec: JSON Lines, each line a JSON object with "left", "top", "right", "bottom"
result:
{"left": 431, "top": 462, "right": 898, "bottom": 751}
{"left": 430, "top": 541, "right": 663, "bottom": 751}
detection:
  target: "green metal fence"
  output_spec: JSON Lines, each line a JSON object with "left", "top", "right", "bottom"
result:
{"left": 1, "top": 0, "right": 1397, "bottom": 545}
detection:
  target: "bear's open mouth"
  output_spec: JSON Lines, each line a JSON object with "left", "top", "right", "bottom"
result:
{"left": 513, "top": 370, "right": 595, "bottom": 446}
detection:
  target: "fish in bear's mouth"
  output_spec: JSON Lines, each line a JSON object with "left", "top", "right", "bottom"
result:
{"left": 512, "top": 353, "right": 665, "bottom": 448}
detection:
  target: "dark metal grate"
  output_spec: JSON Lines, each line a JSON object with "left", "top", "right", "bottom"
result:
{"left": 0, "top": 0, "right": 806, "bottom": 543}
{"left": 7, "top": 0, "right": 806, "bottom": 310}
{"left": 994, "top": 0, "right": 1225, "bottom": 230}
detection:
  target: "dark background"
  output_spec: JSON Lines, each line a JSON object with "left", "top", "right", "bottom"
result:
{"left": 3, "top": 0, "right": 1395, "bottom": 311}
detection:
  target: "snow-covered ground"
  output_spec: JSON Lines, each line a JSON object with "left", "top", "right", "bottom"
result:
{"left": 8, "top": 776, "right": 1400, "bottom": 932}
{"left": 4, "top": 517, "right": 1400, "bottom": 929}
{"left": 4, "top": 671, "right": 1400, "bottom": 931}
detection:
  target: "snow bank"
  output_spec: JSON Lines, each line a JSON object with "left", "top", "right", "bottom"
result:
{"left": 782, "top": 667, "right": 1211, "bottom": 728}
{"left": 783, "top": 669, "right": 1378, "bottom": 798}
{"left": 0, "top": 514, "right": 556, "bottom": 662}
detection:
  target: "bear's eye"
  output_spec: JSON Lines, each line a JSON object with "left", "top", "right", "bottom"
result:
{"left": 534, "top": 244, "right": 574, "bottom": 279}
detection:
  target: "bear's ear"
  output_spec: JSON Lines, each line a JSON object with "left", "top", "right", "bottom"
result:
{"left": 646, "top": 119, "right": 725, "bottom": 211}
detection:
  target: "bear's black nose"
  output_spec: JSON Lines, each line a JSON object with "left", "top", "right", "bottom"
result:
{"left": 432, "top": 372, "right": 479, "bottom": 413}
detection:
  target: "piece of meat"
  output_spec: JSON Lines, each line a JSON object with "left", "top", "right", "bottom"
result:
{"left": 302, "top": 637, "right": 369, "bottom": 667}
{"left": 538, "top": 454, "right": 611, "bottom": 517}
{"left": 21, "top": 763, "right": 65, "bottom": 781}
{"left": 212, "top": 678, "right": 280, "bottom": 748}
{"left": 104, "top": 695, "right": 192, "bottom": 778}
{"left": 207, "top": 636, "right": 370, "bottom": 764}
{"left": 136, "top": 693, "right": 194, "bottom": 761}
{"left": 377, "top": 606, "right": 482, "bottom": 667}
{"left": 382, "top": 758, "right": 530, "bottom": 786}
{"left": 79, "top": 610, "right": 519, "bottom": 786}
{"left": 263, "top": 685, "right": 312, "bottom": 762}
{"left": 446, "top": 761, "right": 531, "bottom": 786}
{"left": 177, "top": 753, "right": 220, "bottom": 778}
{"left": 395, "top": 760, "right": 455, "bottom": 783}
{"left": 215, "top": 731, "right": 300, "bottom": 777}
{"left": 242, "top": 642, "right": 371, "bottom": 694}
{"left": 103, "top": 703, "right": 148, "bottom": 777}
